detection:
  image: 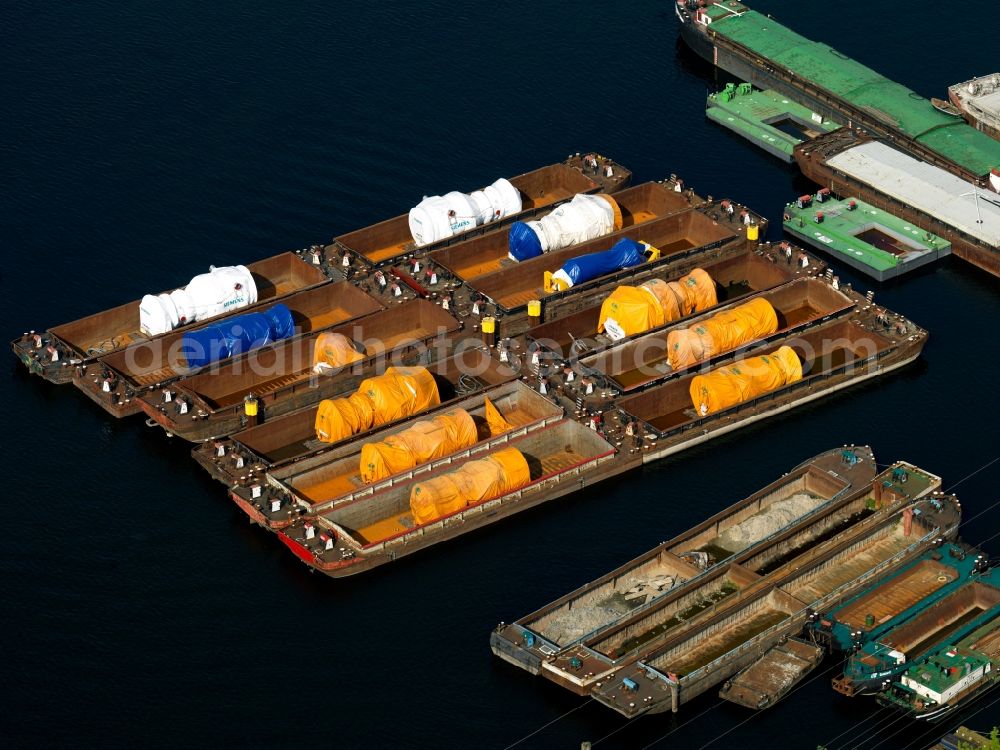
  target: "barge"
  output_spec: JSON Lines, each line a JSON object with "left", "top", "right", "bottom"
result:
{"left": 592, "top": 486, "right": 958, "bottom": 716}
{"left": 675, "top": 1, "right": 1000, "bottom": 186}
{"left": 137, "top": 299, "right": 462, "bottom": 442}
{"left": 782, "top": 193, "right": 951, "bottom": 281}
{"left": 830, "top": 567, "right": 1000, "bottom": 697}
{"left": 492, "top": 455, "right": 957, "bottom": 716}
{"left": 192, "top": 348, "right": 517, "bottom": 493}
{"left": 523, "top": 244, "right": 817, "bottom": 361}
{"left": 249, "top": 380, "right": 562, "bottom": 530}
{"left": 427, "top": 181, "right": 694, "bottom": 282}
{"left": 278, "top": 417, "right": 634, "bottom": 577}
{"left": 72, "top": 281, "right": 383, "bottom": 418}
{"left": 705, "top": 84, "right": 839, "bottom": 163}
{"left": 795, "top": 131, "right": 1000, "bottom": 278}
{"left": 333, "top": 156, "right": 629, "bottom": 268}
{"left": 457, "top": 205, "right": 756, "bottom": 340}
{"left": 491, "top": 446, "right": 878, "bottom": 675}
{"left": 11, "top": 251, "right": 328, "bottom": 384}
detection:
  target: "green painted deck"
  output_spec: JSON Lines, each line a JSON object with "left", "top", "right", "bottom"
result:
{"left": 783, "top": 196, "right": 950, "bottom": 279}
{"left": 709, "top": 8, "right": 1000, "bottom": 177}
{"left": 706, "top": 86, "right": 839, "bottom": 160}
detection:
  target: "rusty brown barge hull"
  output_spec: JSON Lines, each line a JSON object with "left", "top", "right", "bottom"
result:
{"left": 334, "top": 156, "right": 630, "bottom": 268}
{"left": 278, "top": 418, "right": 638, "bottom": 577}
{"left": 192, "top": 348, "right": 518, "bottom": 497}
{"left": 72, "top": 281, "right": 384, "bottom": 419}
{"left": 10, "top": 251, "right": 329, "bottom": 385}
{"left": 138, "top": 299, "right": 462, "bottom": 442}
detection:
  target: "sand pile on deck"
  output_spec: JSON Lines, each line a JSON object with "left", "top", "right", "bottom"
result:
{"left": 716, "top": 493, "right": 824, "bottom": 553}
{"left": 538, "top": 571, "right": 679, "bottom": 645}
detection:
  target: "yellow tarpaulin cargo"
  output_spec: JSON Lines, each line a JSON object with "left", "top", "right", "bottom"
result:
{"left": 409, "top": 447, "right": 530, "bottom": 525}
{"left": 597, "top": 269, "right": 717, "bottom": 340}
{"left": 314, "top": 366, "right": 440, "bottom": 443}
{"left": 312, "top": 332, "right": 366, "bottom": 374}
{"left": 689, "top": 346, "right": 802, "bottom": 416}
{"left": 667, "top": 297, "right": 779, "bottom": 371}
{"left": 359, "top": 408, "right": 478, "bottom": 484}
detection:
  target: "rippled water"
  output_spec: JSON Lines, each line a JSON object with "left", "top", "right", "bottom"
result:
{"left": 3, "top": 1, "right": 999, "bottom": 747}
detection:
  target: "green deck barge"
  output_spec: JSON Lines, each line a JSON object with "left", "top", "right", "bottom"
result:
{"left": 683, "top": 2, "right": 1000, "bottom": 182}
{"left": 783, "top": 195, "right": 951, "bottom": 281}
{"left": 706, "top": 85, "right": 840, "bottom": 162}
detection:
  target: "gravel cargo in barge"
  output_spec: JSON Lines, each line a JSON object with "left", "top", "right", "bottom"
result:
{"left": 334, "top": 156, "right": 629, "bottom": 267}
{"left": 491, "top": 446, "right": 877, "bottom": 675}
{"left": 72, "top": 281, "right": 383, "bottom": 419}
{"left": 591, "top": 484, "right": 958, "bottom": 716}
{"left": 193, "top": 348, "right": 518, "bottom": 497}
{"left": 138, "top": 299, "right": 461, "bottom": 442}
{"left": 11, "top": 251, "right": 329, "bottom": 384}
{"left": 508, "top": 460, "right": 938, "bottom": 696}
{"left": 278, "top": 418, "right": 635, "bottom": 577}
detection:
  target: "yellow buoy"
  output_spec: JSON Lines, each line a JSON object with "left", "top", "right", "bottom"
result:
{"left": 481, "top": 317, "right": 496, "bottom": 334}
{"left": 747, "top": 224, "right": 759, "bottom": 241}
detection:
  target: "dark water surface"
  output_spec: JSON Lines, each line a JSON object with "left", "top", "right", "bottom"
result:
{"left": 2, "top": 1, "right": 999, "bottom": 747}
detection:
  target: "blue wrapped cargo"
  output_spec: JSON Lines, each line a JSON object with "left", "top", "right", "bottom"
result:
{"left": 180, "top": 303, "right": 295, "bottom": 369}
{"left": 547, "top": 238, "right": 649, "bottom": 291}
{"left": 508, "top": 221, "right": 543, "bottom": 262}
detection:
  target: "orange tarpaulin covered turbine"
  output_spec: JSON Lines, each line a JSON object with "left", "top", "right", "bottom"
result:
{"left": 409, "top": 447, "right": 530, "bottom": 525}
{"left": 597, "top": 269, "right": 716, "bottom": 340}
{"left": 314, "top": 366, "right": 440, "bottom": 444}
{"left": 312, "top": 332, "right": 366, "bottom": 374}
{"left": 689, "top": 346, "right": 802, "bottom": 416}
{"left": 360, "top": 408, "right": 478, "bottom": 484}
{"left": 667, "top": 297, "right": 779, "bottom": 371}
